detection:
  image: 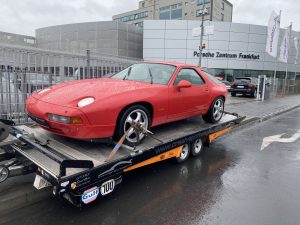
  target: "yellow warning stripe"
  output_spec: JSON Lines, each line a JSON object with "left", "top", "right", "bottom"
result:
{"left": 124, "top": 146, "right": 183, "bottom": 172}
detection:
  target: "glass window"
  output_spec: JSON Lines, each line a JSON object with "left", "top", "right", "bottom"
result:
{"left": 203, "top": 72, "right": 223, "bottom": 84}
{"left": 221, "top": 2, "right": 225, "bottom": 9}
{"left": 160, "top": 10, "right": 171, "bottom": 19}
{"left": 112, "top": 63, "right": 176, "bottom": 85}
{"left": 171, "top": 8, "right": 182, "bottom": 19}
{"left": 174, "top": 69, "right": 205, "bottom": 86}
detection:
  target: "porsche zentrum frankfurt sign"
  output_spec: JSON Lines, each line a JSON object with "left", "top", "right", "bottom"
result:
{"left": 193, "top": 51, "right": 260, "bottom": 60}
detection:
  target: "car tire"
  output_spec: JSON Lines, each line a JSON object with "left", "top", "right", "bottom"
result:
{"left": 231, "top": 92, "right": 236, "bottom": 97}
{"left": 115, "top": 105, "right": 151, "bottom": 146}
{"left": 251, "top": 89, "right": 257, "bottom": 98}
{"left": 203, "top": 97, "right": 225, "bottom": 123}
{"left": 176, "top": 144, "right": 190, "bottom": 163}
{"left": 0, "top": 166, "right": 9, "bottom": 183}
{"left": 191, "top": 138, "right": 204, "bottom": 157}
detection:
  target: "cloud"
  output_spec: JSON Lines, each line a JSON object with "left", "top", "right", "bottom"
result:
{"left": 0, "top": 0, "right": 299, "bottom": 36}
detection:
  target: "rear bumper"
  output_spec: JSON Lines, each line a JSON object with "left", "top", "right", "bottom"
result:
{"left": 26, "top": 97, "right": 115, "bottom": 139}
{"left": 231, "top": 88, "right": 255, "bottom": 94}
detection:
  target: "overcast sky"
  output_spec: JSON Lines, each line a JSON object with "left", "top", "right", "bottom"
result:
{"left": 0, "top": 0, "right": 299, "bottom": 36}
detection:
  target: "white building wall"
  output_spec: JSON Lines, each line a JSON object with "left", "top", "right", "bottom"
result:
{"left": 143, "top": 20, "right": 300, "bottom": 73}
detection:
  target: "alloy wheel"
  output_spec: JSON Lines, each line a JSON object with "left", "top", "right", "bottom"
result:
{"left": 213, "top": 99, "right": 224, "bottom": 121}
{"left": 124, "top": 109, "right": 149, "bottom": 143}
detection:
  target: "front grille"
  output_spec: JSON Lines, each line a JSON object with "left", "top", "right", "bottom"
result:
{"left": 28, "top": 114, "right": 50, "bottom": 128}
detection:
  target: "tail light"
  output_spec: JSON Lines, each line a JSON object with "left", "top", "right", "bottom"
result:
{"left": 248, "top": 83, "right": 254, "bottom": 88}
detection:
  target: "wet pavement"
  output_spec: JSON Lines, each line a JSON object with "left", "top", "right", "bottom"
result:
{"left": 0, "top": 107, "right": 299, "bottom": 225}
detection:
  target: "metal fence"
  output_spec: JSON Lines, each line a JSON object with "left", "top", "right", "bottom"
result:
{"left": 0, "top": 68, "right": 116, "bottom": 124}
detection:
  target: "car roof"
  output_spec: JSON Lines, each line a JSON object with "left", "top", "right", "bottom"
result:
{"left": 142, "top": 60, "right": 198, "bottom": 68}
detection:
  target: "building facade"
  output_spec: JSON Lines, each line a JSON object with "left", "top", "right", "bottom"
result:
{"left": 113, "top": 0, "right": 233, "bottom": 28}
{"left": 36, "top": 21, "right": 143, "bottom": 59}
{"left": 0, "top": 31, "right": 36, "bottom": 47}
{"left": 143, "top": 20, "right": 300, "bottom": 82}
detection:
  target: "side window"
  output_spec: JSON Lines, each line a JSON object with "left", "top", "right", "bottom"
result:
{"left": 174, "top": 68, "right": 205, "bottom": 86}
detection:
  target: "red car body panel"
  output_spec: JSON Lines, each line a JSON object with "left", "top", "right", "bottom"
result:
{"left": 26, "top": 62, "right": 227, "bottom": 140}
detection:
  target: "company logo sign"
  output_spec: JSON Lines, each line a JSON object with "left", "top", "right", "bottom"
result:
{"left": 193, "top": 51, "right": 260, "bottom": 60}
{"left": 81, "top": 187, "right": 99, "bottom": 204}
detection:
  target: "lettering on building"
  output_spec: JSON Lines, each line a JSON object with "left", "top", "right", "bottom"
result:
{"left": 193, "top": 51, "right": 260, "bottom": 60}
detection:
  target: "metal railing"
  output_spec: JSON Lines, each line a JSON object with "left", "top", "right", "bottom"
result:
{"left": 0, "top": 69, "right": 114, "bottom": 124}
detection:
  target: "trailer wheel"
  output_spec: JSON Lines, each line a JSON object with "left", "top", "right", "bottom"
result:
{"left": 0, "top": 166, "right": 9, "bottom": 183}
{"left": 176, "top": 144, "right": 190, "bottom": 163}
{"left": 191, "top": 138, "right": 204, "bottom": 157}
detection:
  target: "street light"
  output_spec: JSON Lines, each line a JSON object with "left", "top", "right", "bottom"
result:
{"left": 198, "top": 7, "right": 208, "bottom": 67}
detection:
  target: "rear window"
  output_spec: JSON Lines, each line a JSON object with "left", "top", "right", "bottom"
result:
{"left": 203, "top": 72, "right": 223, "bottom": 84}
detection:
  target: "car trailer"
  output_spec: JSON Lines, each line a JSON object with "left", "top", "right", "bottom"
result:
{"left": 0, "top": 112, "right": 245, "bottom": 207}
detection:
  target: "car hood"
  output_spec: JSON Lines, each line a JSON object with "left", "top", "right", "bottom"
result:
{"left": 32, "top": 78, "right": 163, "bottom": 107}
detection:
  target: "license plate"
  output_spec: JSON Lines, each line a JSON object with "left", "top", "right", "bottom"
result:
{"left": 237, "top": 85, "right": 244, "bottom": 88}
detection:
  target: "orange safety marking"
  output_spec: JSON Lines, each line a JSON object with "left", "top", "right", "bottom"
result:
{"left": 208, "top": 127, "right": 234, "bottom": 142}
{"left": 123, "top": 146, "right": 183, "bottom": 172}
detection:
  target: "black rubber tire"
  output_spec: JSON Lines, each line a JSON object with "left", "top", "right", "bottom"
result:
{"left": 0, "top": 166, "right": 9, "bottom": 183}
{"left": 176, "top": 144, "right": 190, "bottom": 163}
{"left": 231, "top": 92, "right": 236, "bottom": 97}
{"left": 202, "top": 97, "right": 225, "bottom": 124}
{"left": 191, "top": 138, "right": 204, "bottom": 157}
{"left": 115, "top": 105, "right": 151, "bottom": 146}
{"left": 251, "top": 89, "right": 257, "bottom": 98}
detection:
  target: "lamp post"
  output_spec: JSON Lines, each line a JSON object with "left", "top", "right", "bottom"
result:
{"left": 198, "top": 7, "right": 208, "bottom": 67}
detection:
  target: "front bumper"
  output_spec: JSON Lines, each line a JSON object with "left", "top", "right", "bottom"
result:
{"left": 26, "top": 97, "right": 115, "bottom": 139}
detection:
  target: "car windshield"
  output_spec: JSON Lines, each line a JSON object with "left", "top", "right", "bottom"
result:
{"left": 111, "top": 63, "right": 176, "bottom": 85}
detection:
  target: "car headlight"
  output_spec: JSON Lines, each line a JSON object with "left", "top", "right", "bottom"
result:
{"left": 48, "top": 114, "right": 82, "bottom": 124}
{"left": 77, "top": 97, "right": 95, "bottom": 108}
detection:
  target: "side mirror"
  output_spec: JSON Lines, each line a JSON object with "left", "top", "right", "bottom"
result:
{"left": 177, "top": 80, "right": 192, "bottom": 89}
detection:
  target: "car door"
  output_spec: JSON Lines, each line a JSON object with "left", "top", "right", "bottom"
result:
{"left": 168, "top": 68, "right": 210, "bottom": 122}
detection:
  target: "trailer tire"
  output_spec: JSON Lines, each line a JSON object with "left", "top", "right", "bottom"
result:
{"left": 202, "top": 97, "right": 224, "bottom": 123}
{"left": 0, "top": 166, "right": 9, "bottom": 183}
{"left": 191, "top": 138, "right": 204, "bottom": 156}
{"left": 176, "top": 144, "right": 190, "bottom": 163}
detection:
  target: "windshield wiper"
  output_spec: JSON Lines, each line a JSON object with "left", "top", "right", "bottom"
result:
{"left": 123, "top": 67, "right": 132, "bottom": 80}
{"left": 147, "top": 66, "right": 153, "bottom": 84}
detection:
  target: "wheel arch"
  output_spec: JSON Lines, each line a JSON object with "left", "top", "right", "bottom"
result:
{"left": 113, "top": 101, "right": 154, "bottom": 135}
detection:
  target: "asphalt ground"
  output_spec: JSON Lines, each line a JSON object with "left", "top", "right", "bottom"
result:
{"left": 0, "top": 95, "right": 299, "bottom": 221}
{"left": 1, "top": 102, "right": 299, "bottom": 225}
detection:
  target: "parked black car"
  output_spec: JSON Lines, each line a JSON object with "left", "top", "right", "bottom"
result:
{"left": 230, "top": 77, "right": 258, "bottom": 98}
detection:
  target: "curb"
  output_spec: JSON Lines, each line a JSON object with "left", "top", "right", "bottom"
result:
{"left": 224, "top": 104, "right": 300, "bottom": 137}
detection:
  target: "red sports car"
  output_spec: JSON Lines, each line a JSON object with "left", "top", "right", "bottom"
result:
{"left": 26, "top": 62, "right": 227, "bottom": 145}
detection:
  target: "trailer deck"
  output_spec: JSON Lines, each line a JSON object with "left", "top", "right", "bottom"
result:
{"left": 0, "top": 113, "right": 245, "bottom": 206}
